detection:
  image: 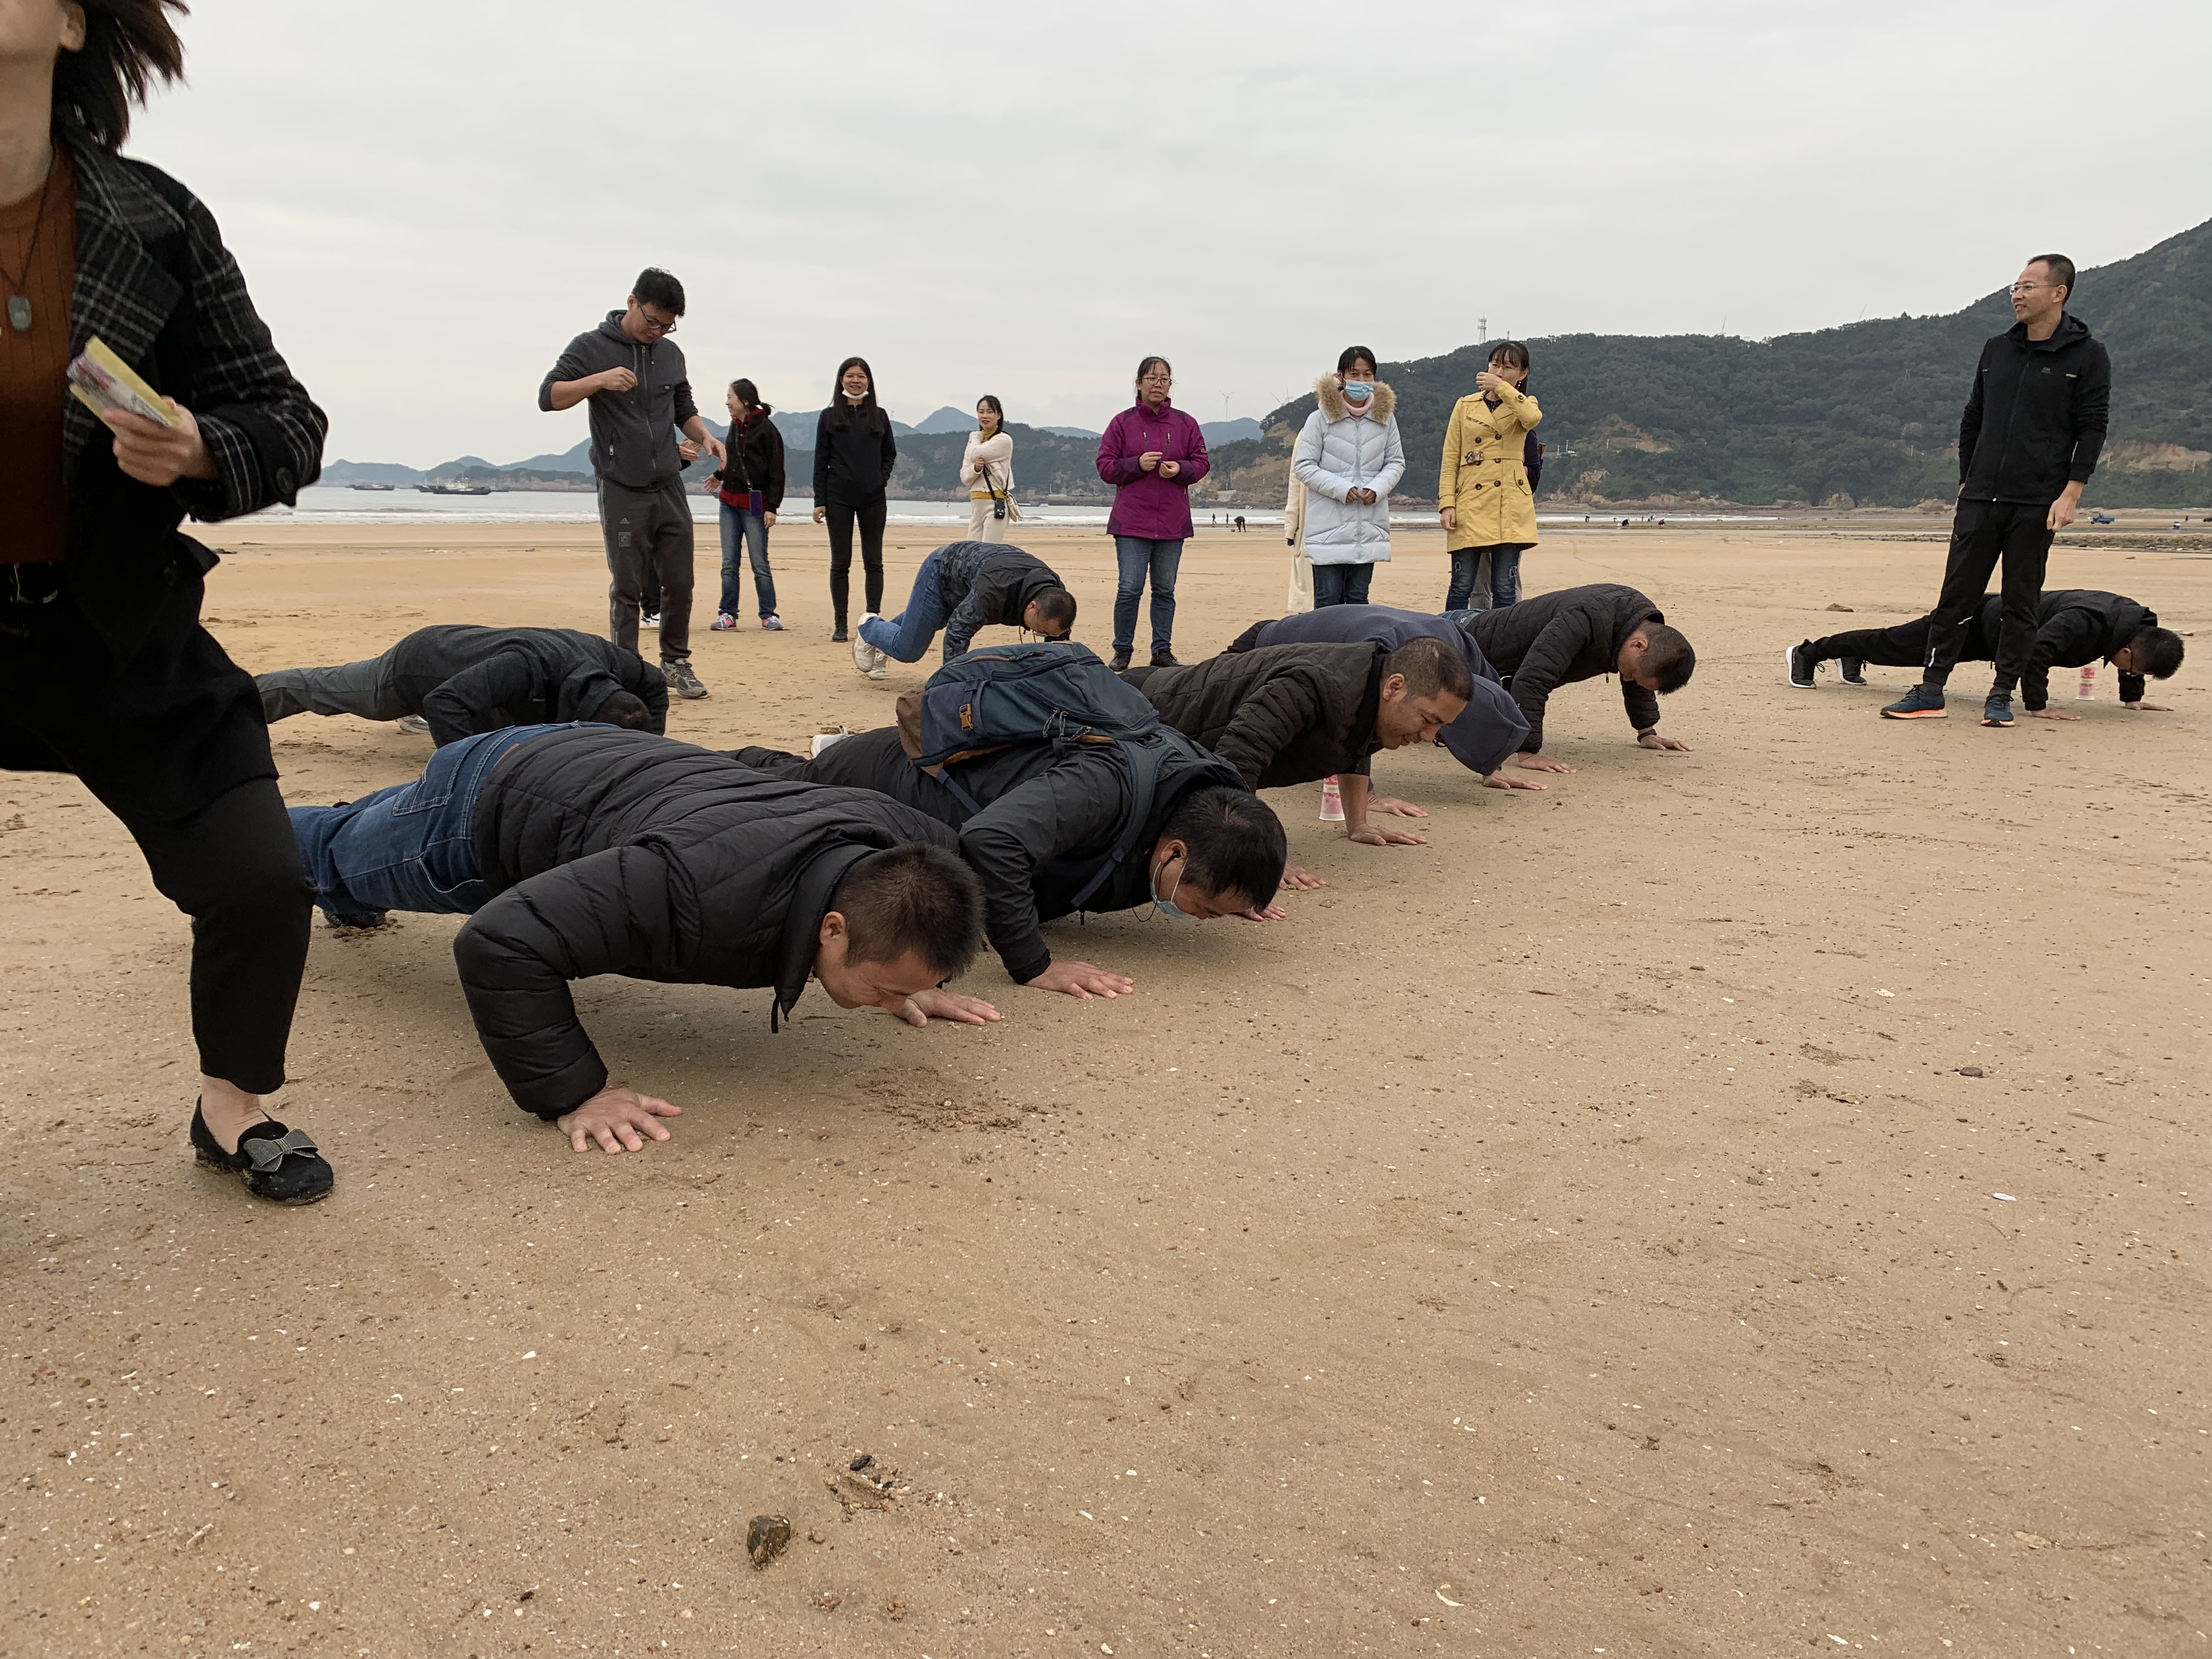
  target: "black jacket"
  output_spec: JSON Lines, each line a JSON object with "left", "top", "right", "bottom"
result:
{"left": 940, "top": 542, "right": 1068, "bottom": 659}
{"left": 456, "top": 727, "right": 962, "bottom": 1119}
{"left": 1135, "top": 642, "right": 1387, "bottom": 787}
{"left": 1463, "top": 584, "right": 1664, "bottom": 752}
{"left": 733, "top": 725, "right": 1243, "bottom": 984}
{"left": 1977, "top": 589, "right": 2156, "bottom": 710}
{"left": 1958, "top": 314, "right": 2111, "bottom": 505}
{"left": 812, "top": 404, "right": 898, "bottom": 506}
{"left": 388, "top": 626, "right": 669, "bottom": 744}
{"left": 710, "top": 408, "right": 786, "bottom": 511}
{"left": 537, "top": 313, "right": 698, "bottom": 490}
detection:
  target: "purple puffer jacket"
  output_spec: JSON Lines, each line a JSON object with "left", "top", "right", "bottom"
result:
{"left": 1096, "top": 399, "right": 1211, "bottom": 540}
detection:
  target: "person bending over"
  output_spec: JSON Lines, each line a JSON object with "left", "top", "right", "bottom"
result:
{"left": 732, "top": 727, "right": 1286, "bottom": 1001}
{"left": 854, "top": 540, "right": 1075, "bottom": 679}
{"left": 1129, "top": 636, "right": 1470, "bottom": 881}
{"left": 1792, "top": 590, "right": 2182, "bottom": 717}
{"left": 258, "top": 624, "right": 667, "bottom": 744}
{"left": 1459, "top": 583, "right": 1695, "bottom": 770}
{"left": 290, "top": 725, "right": 992, "bottom": 1153}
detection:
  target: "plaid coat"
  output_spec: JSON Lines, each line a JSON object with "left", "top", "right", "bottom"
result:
{"left": 61, "top": 123, "right": 326, "bottom": 658}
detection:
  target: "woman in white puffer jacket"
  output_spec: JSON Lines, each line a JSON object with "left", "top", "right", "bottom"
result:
{"left": 1290, "top": 346, "right": 1406, "bottom": 607}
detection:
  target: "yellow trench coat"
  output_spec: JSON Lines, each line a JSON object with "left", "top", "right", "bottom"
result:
{"left": 1438, "top": 381, "right": 1542, "bottom": 551}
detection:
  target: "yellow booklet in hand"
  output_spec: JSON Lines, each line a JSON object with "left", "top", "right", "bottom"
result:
{"left": 67, "top": 336, "right": 180, "bottom": 428}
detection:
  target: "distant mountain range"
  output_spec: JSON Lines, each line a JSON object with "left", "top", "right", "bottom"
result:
{"left": 1207, "top": 217, "right": 2212, "bottom": 510}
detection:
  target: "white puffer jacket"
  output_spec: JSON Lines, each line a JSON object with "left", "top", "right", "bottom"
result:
{"left": 1290, "top": 377, "right": 1404, "bottom": 564}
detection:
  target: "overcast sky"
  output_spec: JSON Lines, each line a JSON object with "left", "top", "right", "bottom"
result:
{"left": 128, "top": 0, "right": 2209, "bottom": 467}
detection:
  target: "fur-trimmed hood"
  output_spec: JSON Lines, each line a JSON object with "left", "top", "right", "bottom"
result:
{"left": 1314, "top": 375, "right": 1397, "bottom": 423}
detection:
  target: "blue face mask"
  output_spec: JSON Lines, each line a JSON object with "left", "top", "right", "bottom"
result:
{"left": 1342, "top": 380, "right": 1374, "bottom": 403}
{"left": 1151, "top": 850, "right": 1193, "bottom": 919}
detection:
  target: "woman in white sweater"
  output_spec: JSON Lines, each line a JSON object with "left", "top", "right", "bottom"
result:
{"left": 960, "top": 396, "right": 1019, "bottom": 541}
{"left": 1290, "top": 346, "right": 1405, "bottom": 607}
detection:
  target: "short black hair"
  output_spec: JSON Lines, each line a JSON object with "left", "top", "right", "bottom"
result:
{"left": 53, "top": 0, "right": 187, "bottom": 151}
{"left": 1164, "top": 786, "right": 1286, "bottom": 911}
{"left": 587, "top": 689, "right": 653, "bottom": 730}
{"left": 2029, "top": 252, "right": 2076, "bottom": 301}
{"left": 836, "top": 844, "right": 984, "bottom": 980}
{"left": 1641, "top": 624, "right": 1696, "bottom": 693}
{"left": 1385, "top": 636, "right": 1473, "bottom": 703}
{"left": 1337, "top": 345, "right": 1378, "bottom": 375}
{"left": 633, "top": 267, "right": 686, "bottom": 316}
{"left": 1030, "top": 588, "right": 1077, "bottom": 636}
{"left": 2130, "top": 626, "right": 2185, "bottom": 679}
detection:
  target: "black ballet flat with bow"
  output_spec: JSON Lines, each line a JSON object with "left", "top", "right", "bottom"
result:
{"left": 189, "top": 1101, "right": 334, "bottom": 1205}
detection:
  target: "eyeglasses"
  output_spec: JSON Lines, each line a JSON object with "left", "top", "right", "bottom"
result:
{"left": 2007, "top": 282, "right": 2053, "bottom": 295}
{"left": 1140, "top": 374, "right": 1172, "bottom": 386}
{"left": 637, "top": 312, "right": 678, "bottom": 335}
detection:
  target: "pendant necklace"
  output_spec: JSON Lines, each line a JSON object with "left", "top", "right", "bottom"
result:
{"left": 2, "top": 160, "right": 58, "bottom": 334}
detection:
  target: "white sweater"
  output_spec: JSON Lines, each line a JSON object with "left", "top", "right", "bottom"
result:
{"left": 960, "top": 430, "right": 1015, "bottom": 494}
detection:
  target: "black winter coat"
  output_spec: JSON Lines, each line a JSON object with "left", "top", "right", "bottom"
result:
{"left": 732, "top": 725, "right": 1243, "bottom": 984}
{"left": 939, "top": 542, "right": 1069, "bottom": 659}
{"left": 1135, "top": 642, "right": 1387, "bottom": 787}
{"left": 1975, "top": 589, "right": 2156, "bottom": 710}
{"left": 1463, "top": 584, "right": 1664, "bottom": 752}
{"left": 1958, "top": 314, "right": 2111, "bottom": 505}
{"left": 711, "top": 408, "right": 786, "bottom": 511}
{"left": 455, "top": 727, "right": 963, "bottom": 1119}
{"left": 390, "top": 626, "right": 669, "bottom": 744}
{"left": 812, "top": 404, "right": 898, "bottom": 506}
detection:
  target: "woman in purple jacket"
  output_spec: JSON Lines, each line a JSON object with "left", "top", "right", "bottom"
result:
{"left": 1096, "top": 356, "right": 1210, "bottom": 669}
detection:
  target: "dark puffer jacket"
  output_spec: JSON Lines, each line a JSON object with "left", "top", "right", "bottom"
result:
{"left": 391, "top": 625, "right": 669, "bottom": 746}
{"left": 456, "top": 727, "right": 963, "bottom": 1119}
{"left": 1463, "top": 584, "right": 1665, "bottom": 752}
{"left": 935, "top": 541, "right": 1069, "bottom": 659}
{"left": 732, "top": 725, "right": 1245, "bottom": 985}
{"left": 1979, "top": 589, "right": 2157, "bottom": 710}
{"left": 1135, "top": 642, "right": 1387, "bottom": 787}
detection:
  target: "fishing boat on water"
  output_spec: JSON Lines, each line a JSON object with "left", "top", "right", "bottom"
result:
{"left": 418, "top": 483, "right": 495, "bottom": 496}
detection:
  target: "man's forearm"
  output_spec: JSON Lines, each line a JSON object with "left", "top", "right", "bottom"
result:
{"left": 546, "top": 379, "right": 596, "bottom": 413}
{"left": 1339, "top": 771, "right": 1371, "bottom": 836}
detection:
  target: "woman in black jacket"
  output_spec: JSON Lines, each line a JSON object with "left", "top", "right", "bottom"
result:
{"left": 810, "top": 356, "right": 898, "bottom": 640}
{"left": 0, "top": 5, "right": 332, "bottom": 1203}
{"left": 706, "top": 378, "right": 785, "bottom": 630}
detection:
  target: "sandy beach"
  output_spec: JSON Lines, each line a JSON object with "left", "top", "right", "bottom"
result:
{"left": 1, "top": 517, "right": 2202, "bottom": 1657}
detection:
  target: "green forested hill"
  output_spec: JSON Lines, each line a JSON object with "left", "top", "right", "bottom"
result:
{"left": 1215, "top": 219, "right": 2212, "bottom": 509}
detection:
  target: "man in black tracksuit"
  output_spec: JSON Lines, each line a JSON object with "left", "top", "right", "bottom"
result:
{"left": 731, "top": 726, "right": 1286, "bottom": 1000}
{"left": 289, "top": 726, "right": 993, "bottom": 1152}
{"left": 1883, "top": 254, "right": 2112, "bottom": 727}
{"left": 1793, "top": 591, "right": 2183, "bottom": 715}
{"left": 855, "top": 540, "right": 1076, "bottom": 672}
{"left": 257, "top": 625, "right": 669, "bottom": 744}
{"left": 1459, "top": 584, "right": 1697, "bottom": 770}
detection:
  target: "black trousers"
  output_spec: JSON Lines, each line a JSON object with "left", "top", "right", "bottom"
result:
{"left": 598, "top": 476, "right": 694, "bottom": 664}
{"left": 825, "top": 494, "right": 888, "bottom": 627}
{"left": 1921, "top": 499, "right": 2052, "bottom": 691}
{"left": 1, "top": 588, "right": 311, "bottom": 1094}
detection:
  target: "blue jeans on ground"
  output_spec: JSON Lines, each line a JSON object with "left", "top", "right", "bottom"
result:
{"left": 1112, "top": 536, "right": 1184, "bottom": 655}
{"left": 859, "top": 551, "right": 951, "bottom": 663}
{"left": 1311, "top": 562, "right": 1375, "bottom": 607}
{"left": 717, "top": 503, "right": 778, "bottom": 619}
{"left": 288, "top": 725, "right": 565, "bottom": 927}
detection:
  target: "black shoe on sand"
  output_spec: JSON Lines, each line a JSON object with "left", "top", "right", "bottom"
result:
{"left": 190, "top": 1102, "right": 333, "bottom": 1205}
{"left": 1785, "top": 642, "right": 1817, "bottom": 689}
{"left": 1838, "top": 656, "right": 1867, "bottom": 686}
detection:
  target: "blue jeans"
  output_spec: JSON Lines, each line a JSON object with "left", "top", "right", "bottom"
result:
{"left": 717, "top": 503, "right": 778, "bottom": 619}
{"left": 859, "top": 551, "right": 952, "bottom": 663}
{"left": 289, "top": 725, "right": 564, "bottom": 927}
{"left": 1311, "top": 562, "right": 1375, "bottom": 607}
{"left": 1446, "top": 544, "right": 1526, "bottom": 612}
{"left": 1111, "top": 536, "right": 1184, "bottom": 655}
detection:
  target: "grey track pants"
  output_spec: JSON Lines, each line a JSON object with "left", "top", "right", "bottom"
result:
{"left": 257, "top": 647, "right": 404, "bottom": 724}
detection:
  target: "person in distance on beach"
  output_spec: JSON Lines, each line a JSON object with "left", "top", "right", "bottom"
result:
{"left": 1097, "top": 356, "right": 1210, "bottom": 670}
{"left": 289, "top": 725, "right": 995, "bottom": 1153}
{"left": 1458, "top": 583, "right": 1695, "bottom": 769}
{"left": 961, "top": 394, "right": 1019, "bottom": 541}
{"left": 854, "top": 539, "right": 1075, "bottom": 678}
{"left": 811, "top": 356, "right": 899, "bottom": 642}
{"left": 0, "top": 0, "right": 334, "bottom": 1202}
{"left": 1880, "top": 255, "right": 2112, "bottom": 727}
{"left": 1440, "top": 341, "right": 1543, "bottom": 612}
{"left": 1293, "top": 347, "right": 1406, "bottom": 609}
{"left": 539, "top": 267, "right": 721, "bottom": 701}
{"left": 1789, "top": 590, "right": 2183, "bottom": 714}
{"left": 704, "top": 377, "right": 785, "bottom": 632}
{"left": 257, "top": 624, "right": 667, "bottom": 742}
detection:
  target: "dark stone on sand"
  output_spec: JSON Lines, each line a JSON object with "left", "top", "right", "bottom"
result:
{"left": 1959, "top": 1065, "right": 1984, "bottom": 1076}
{"left": 747, "top": 1514, "right": 792, "bottom": 1566}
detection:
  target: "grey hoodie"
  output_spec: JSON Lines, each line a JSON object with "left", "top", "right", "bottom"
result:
{"left": 538, "top": 312, "right": 699, "bottom": 489}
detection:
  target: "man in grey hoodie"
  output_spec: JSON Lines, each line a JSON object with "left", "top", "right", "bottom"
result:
{"left": 539, "top": 268, "right": 723, "bottom": 699}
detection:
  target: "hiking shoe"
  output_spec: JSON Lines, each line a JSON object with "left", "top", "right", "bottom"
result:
{"left": 852, "top": 619, "right": 878, "bottom": 674}
{"left": 641, "top": 613, "right": 661, "bottom": 630}
{"left": 1150, "top": 650, "right": 1182, "bottom": 668}
{"left": 1785, "top": 642, "right": 1817, "bottom": 689}
{"left": 394, "top": 713, "right": 431, "bottom": 734}
{"left": 760, "top": 615, "right": 783, "bottom": 631}
{"left": 1838, "top": 656, "right": 1867, "bottom": 686}
{"left": 1881, "top": 684, "right": 1948, "bottom": 719}
{"left": 1981, "top": 692, "right": 2015, "bottom": 727}
{"left": 1109, "top": 650, "right": 1133, "bottom": 672}
{"left": 664, "top": 661, "right": 708, "bottom": 699}
{"left": 711, "top": 611, "right": 737, "bottom": 631}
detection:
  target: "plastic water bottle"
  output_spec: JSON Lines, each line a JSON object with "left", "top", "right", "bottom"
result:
{"left": 1319, "top": 777, "right": 1345, "bottom": 822}
{"left": 2076, "top": 665, "right": 2096, "bottom": 701}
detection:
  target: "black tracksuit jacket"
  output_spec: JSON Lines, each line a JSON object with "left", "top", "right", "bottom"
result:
{"left": 2001, "top": 590, "right": 2157, "bottom": 709}
{"left": 1958, "top": 314, "right": 2111, "bottom": 504}
{"left": 1462, "top": 584, "right": 1666, "bottom": 752}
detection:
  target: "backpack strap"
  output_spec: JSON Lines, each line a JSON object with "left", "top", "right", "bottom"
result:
{"left": 1069, "top": 733, "right": 1169, "bottom": 912}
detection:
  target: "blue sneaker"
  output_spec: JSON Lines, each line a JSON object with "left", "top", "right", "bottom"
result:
{"left": 1881, "top": 684, "right": 1948, "bottom": 719}
{"left": 1981, "top": 692, "right": 2015, "bottom": 728}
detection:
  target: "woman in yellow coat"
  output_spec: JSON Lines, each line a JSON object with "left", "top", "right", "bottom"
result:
{"left": 1438, "top": 341, "right": 1541, "bottom": 611}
